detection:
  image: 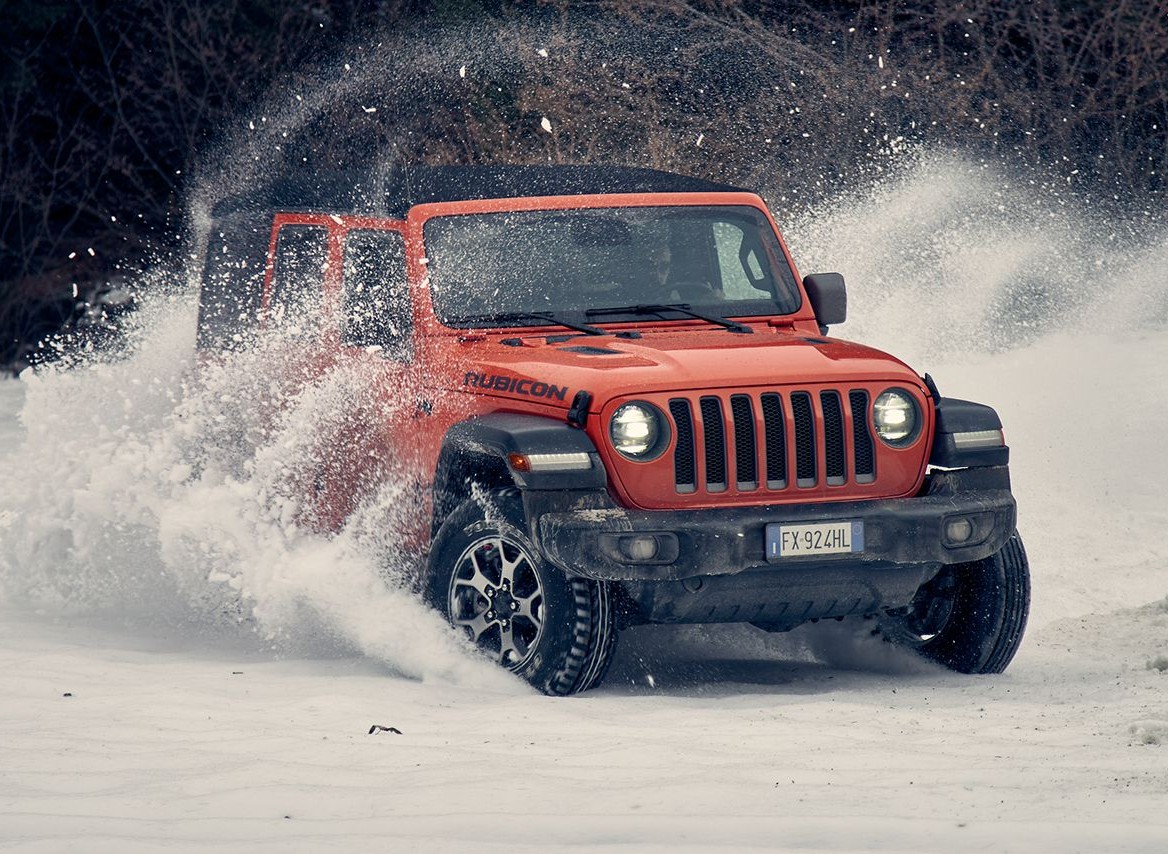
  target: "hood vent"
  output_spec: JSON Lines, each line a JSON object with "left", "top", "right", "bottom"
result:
{"left": 560, "top": 345, "right": 621, "bottom": 355}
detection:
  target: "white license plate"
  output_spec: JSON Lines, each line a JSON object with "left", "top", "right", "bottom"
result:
{"left": 766, "top": 521, "right": 864, "bottom": 559}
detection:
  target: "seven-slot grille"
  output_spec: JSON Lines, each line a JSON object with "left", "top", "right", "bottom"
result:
{"left": 669, "top": 388, "right": 876, "bottom": 493}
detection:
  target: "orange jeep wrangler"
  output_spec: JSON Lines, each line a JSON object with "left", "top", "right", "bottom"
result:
{"left": 197, "top": 165, "right": 1029, "bottom": 694}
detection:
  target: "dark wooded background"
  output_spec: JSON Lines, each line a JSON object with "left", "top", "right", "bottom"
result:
{"left": 3, "top": 0, "right": 1165, "bottom": 367}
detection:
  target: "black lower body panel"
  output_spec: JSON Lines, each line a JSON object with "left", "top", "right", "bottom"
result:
{"left": 521, "top": 466, "right": 1013, "bottom": 630}
{"left": 619, "top": 561, "right": 937, "bottom": 629}
{"left": 527, "top": 466, "right": 1015, "bottom": 582}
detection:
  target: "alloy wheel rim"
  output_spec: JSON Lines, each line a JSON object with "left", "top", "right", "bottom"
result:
{"left": 448, "top": 533, "right": 545, "bottom": 668}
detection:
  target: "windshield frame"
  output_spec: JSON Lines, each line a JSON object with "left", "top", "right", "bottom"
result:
{"left": 411, "top": 193, "right": 809, "bottom": 331}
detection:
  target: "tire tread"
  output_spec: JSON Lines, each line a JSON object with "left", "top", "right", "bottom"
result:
{"left": 981, "top": 532, "right": 1030, "bottom": 673}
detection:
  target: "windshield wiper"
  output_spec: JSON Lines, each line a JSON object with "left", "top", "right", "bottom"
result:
{"left": 585, "top": 303, "right": 754, "bottom": 334}
{"left": 454, "top": 311, "right": 609, "bottom": 336}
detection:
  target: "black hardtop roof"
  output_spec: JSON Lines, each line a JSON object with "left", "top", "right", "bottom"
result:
{"left": 210, "top": 164, "right": 751, "bottom": 220}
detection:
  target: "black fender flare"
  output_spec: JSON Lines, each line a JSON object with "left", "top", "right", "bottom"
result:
{"left": 431, "top": 413, "right": 607, "bottom": 534}
{"left": 929, "top": 397, "right": 1010, "bottom": 468}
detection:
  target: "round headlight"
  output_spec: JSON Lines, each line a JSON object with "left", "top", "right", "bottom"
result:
{"left": 610, "top": 402, "right": 662, "bottom": 459}
{"left": 873, "top": 389, "right": 920, "bottom": 446}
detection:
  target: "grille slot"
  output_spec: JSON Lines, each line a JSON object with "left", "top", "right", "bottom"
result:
{"left": 790, "top": 392, "right": 817, "bottom": 487}
{"left": 730, "top": 394, "right": 758, "bottom": 489}
{"left": 821, "top": 391, "right": 846, "bottom": 485}
{"left": 850, "top": 390, "right": 875, "bottom": 483}
{"left": 699, "top": 396, "right": 727, "bottom": 492}
{"left": 669, "top": 399, "right": 696, "bottom": 493}
{"left": 759, "top": 393, "right": 787, "bottom": 488}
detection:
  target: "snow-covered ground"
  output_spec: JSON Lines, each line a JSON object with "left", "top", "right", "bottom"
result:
{"left": 2, "top": 160, "right": 1167, "bottom": 851}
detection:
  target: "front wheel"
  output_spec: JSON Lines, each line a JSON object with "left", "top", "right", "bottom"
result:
{"left": 426, "top": 489, "right": 617, "bottom": 695}
{"left": 881, "top": 531, "right": 1031, "bottom": 673}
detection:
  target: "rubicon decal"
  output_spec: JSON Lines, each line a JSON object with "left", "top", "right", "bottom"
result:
{"left": 464, "top": 371, "right": 568, "bottom": 401}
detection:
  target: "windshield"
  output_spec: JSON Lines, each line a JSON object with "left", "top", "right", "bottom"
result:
{"left": 424, "top": 205, "right": 802, "bottom": 327}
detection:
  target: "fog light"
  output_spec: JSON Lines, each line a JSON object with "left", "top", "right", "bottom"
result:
{"left": 600, "top": 532, "right": 680, "bottom": 565}
{"left": 619, "top": 535, "right": 661, "bottom": 561}
{"left": 945, "top": 517, "right": 974, "bottom": 544}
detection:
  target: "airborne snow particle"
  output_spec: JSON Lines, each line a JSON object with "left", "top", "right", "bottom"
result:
{"left": 537, "top": 48, "right": 548, "bottom": 58}
{"left": 459, "top": 65, "right": 466, "bottom": 78}
{"left": 540, "top": 117, "right": 552, "bottom": 133}
{"left": 696, "top": 133, "right": 704, "bottom": 147}
{"left": 362, "top": 106, "right": 377, "bottom": 114}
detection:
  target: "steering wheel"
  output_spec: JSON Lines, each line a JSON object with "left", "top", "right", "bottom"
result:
{"left": 668, "top": 279, "right": 721, "bottom": 302}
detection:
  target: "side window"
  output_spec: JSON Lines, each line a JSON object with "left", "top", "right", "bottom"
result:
{"left": 197, "top": 214, "right": 269, "bottom": 349}
{"left": 270, "top": 225, "right": 329, "bottom": 325}
{"left": 342, "top": 229, "right": 410, "bottom": 359}
{"left": 712, "top": 222, "right": 771, "bottom": 300}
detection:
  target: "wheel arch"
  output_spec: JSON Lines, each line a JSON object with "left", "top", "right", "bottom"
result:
{"left": 929, "top": 397, "right": 1010, "bottom": 468}
{"left": 431, "top": 413, "right": 606, "bottom": 536}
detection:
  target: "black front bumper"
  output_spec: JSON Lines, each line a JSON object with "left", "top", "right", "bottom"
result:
{"left": 525, "top": 466, "right": 1016, "bottom": 584}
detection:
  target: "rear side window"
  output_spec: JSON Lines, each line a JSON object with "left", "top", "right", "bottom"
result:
{"left": 196, "top": 213, "right": 269, "bottom": 349}
{"left": 342, "top": 229, "right": 410, "bottom": 358}
{"left": 270, "top": 225, "right": 329, "bottom": 326}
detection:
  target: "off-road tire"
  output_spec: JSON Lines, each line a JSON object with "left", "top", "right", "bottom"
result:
{"left": 882, "top": 531, "right": 1030, "bottom": 674}
{"left": 426, "top": 489, "right": 617, "bottom": 695}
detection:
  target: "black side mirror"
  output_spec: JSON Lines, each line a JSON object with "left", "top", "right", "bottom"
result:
{"left": 802, "top": 272, "right": 847, "bottom": 333}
